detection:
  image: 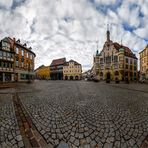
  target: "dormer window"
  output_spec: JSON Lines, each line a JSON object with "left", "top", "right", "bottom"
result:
{"left": 17, "top": 39, "right": 20, "bottom": 43}
{"left": 23, "top": 43, "right": 27, "bottom": 47}
{"left": 2, "top": 41, "right": 10, "bottom": 51}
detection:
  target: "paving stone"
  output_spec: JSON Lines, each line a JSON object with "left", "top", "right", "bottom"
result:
{"left": 114, "top": 141, "right": 120, "bottom": 147}
{"left": 57, "top": 141, "right": 69, "bottom": 148}
{"left": 70, "top": 136, "right": 75, "bottom": 143}
{"left": 16, "top": 135, "right": 22, "bottom": 141}
{"left": 90, "top": 140, "right": 97, "bottom": 147}
{"left": 104, "top": 143, "right": 113, "bottom": 148}
{"left": 128, "top": 139, "right": 136, "bottom": 146}
{"left": 1, "top": 81, "right": 148, "bottom": 148}
{"left": 106, "top": 137, "right": 114, "bottom": 143}
{"left": 74, "top": 139, "right": 79, "bottom": 146}
{"left": 18, "top": 141, "right": 24, "bottom": 147}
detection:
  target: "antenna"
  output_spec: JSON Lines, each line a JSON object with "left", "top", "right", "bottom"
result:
{"left": 96, "top": 40, "right": 98, "bottom": 50}
{"left": 107, "top": 23, "right": 109, "bottom": 31}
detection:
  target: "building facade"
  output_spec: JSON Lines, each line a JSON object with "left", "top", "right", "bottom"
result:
{"left": 50, "top": 58, "right": 66, "bottom": 80}
{"left": 93, "top": 30, "right": 138, "bottom": 81}
{"left": 14, "top": 39, "right": 36, "bottom": 82}
{"left": 0, "top": 37, "right": 15, "bottom": 83}
{"left": 140, "top": 45, "right": 148, "bottom": 80}
{"left": 63, "top": 60, "right": 82, "bottom": 80}
{"left": 0, "top": 37, "right": 36, "bottom": 82}
{"left": 35, "top": 65, "right": 50, "bottom": 80}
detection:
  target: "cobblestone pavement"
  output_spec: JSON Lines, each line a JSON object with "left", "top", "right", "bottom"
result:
{"left": 0, "top": 94, "right": 24, "bottom": 148}
{"left": 0, "top": 80, "right": 148, "bottom": 148}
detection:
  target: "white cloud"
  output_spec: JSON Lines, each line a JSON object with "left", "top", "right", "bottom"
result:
{"left": 95, "top": 0, "right": 117, "bottom": 5}
{"left": 0, "top": 0, "right": 147, "bottom": 71}
{"left": 134, "top": 26, "right": 148, "bottom": 39}
{"left": 0, "top": 0, "right": 13, "bottom": 9}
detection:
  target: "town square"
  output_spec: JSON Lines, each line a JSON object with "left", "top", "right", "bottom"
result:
{"left": 0, "top": 0, "right": 148, "bottom": 148}
{"left": 0, "top": 81, "right": 148, "bottom": 148}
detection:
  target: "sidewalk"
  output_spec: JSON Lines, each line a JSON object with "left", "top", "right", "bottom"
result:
{"left": 0, "top": 83, "right": 16, "bottom": 89}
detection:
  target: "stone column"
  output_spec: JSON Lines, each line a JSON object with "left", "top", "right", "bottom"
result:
{"left": 2, "top": 73, "right": 5, "bottom": 82}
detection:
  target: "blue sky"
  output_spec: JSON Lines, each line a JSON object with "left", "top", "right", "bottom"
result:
{"left": 0, "top": 0, "right": 147, "bottom": 71}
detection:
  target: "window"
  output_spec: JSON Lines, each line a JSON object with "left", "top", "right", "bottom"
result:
{"left": 5, "top": 62, "right": 7, "bottom": 68}
{"left": 126, "top": 65, "right": 128, "bottom": 69}
{"left": 3, "top": 52, "right": 6, "bottom": 57}
{"left": 119, "top": 56, "right": 123, "bottom": 61}
{"left": 130, "top": 65, "right": 132, "bottom": 70}
{"left": 20, "top": 74, "right": 26, "bottom": 80}
{"left": 106, "top": 56, "right": 111, "bottom": 63}
{"left": 114, "top": 56, "right": 118, "bottom": 62}
{"left": 2, "top": 41, "right": 10, "bottom": 51}
{"left": 0, "top": 51, "right": 2, "bottom": 57}
{"left": 125, "top": 58, "right": 128, "bottom": 63}
{"left": 7, "top": 52, "right": 11, "bottom": 58}
{"left": 16, "top": 47, "right": 19, "bottom": 54}
{"left": 9, "top": 63, "right": 12, "bottom": 68}
{"left": 16, "top": 61, "right": 19, "bottom": 67}
{"left": 26, "top": 52, "right": 29, "bottom": 58}
{"left": 0, "top": 61, "right": 2, "bottom": 67}
{"left": 100, "top": 58, "right": 103, "bottom": 64}
{"left": 22, "top": 50, "right": 24, "bottom": 56}
{"left": 130, "top": 59, "right": 133, "bottom": 65}
{"left": 30, "top": 54, "right": 32, "bottom": 59}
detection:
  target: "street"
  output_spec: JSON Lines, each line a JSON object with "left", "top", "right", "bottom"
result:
{"left": 0, "top": 81, "right": 148, "bottom": 148}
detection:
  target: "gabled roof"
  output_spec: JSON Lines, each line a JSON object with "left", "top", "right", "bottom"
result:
{"left": 1, "top": 37, "right": 14, "bottom": 44}
{"left": 69, "top": 59, "right": 81, "bottom": 65}
{"left": 34, "top": 65, "right": 45, "bottom": 71}
{"left": 50, "top": 58, "right": 66, "bottom": 66}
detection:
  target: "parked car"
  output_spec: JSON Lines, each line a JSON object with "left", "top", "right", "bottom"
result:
{"left": 139, "top": 78, "right": 148, "bottom": 84}
{"left": 93, "top": 77, "right": 99, "bottom": 82}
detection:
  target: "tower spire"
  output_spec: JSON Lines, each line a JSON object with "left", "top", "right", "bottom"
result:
{"left": 106, "top": 24, "right": 110, "bottom": 42}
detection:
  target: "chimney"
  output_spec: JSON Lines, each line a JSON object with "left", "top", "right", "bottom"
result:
{"left": 13, "top": 38, "right": 16, "bottom": 42}
{"left": 23, "top": 43, "right": 27, "bottom": 47}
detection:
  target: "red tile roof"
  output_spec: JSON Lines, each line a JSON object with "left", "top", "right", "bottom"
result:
{"left": 50, "top": 58, "right": 66, "bottom": 66}
{"left": 113, "top": 42, "right": 137, "bottom": 59}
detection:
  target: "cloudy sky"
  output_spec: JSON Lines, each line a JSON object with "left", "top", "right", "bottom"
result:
{"left": 0, "top": 0, "right": 148, "bottom": 71}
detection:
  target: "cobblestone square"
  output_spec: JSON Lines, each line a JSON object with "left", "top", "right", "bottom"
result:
{"left": 0, "top": 81, "right": 148, "bottom": 148}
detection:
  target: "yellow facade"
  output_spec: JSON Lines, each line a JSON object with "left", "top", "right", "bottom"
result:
{"left": 140, "top": 45, "right": 148, "bottom": 79}
{"left": 35, "top": 65, "right": 50, "bottom": 80}
{"left": 93, "top": 30, "right": 138, "bottom": 81}
{"left": 63, "top": 60, "right": 82, "bottom": 80}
